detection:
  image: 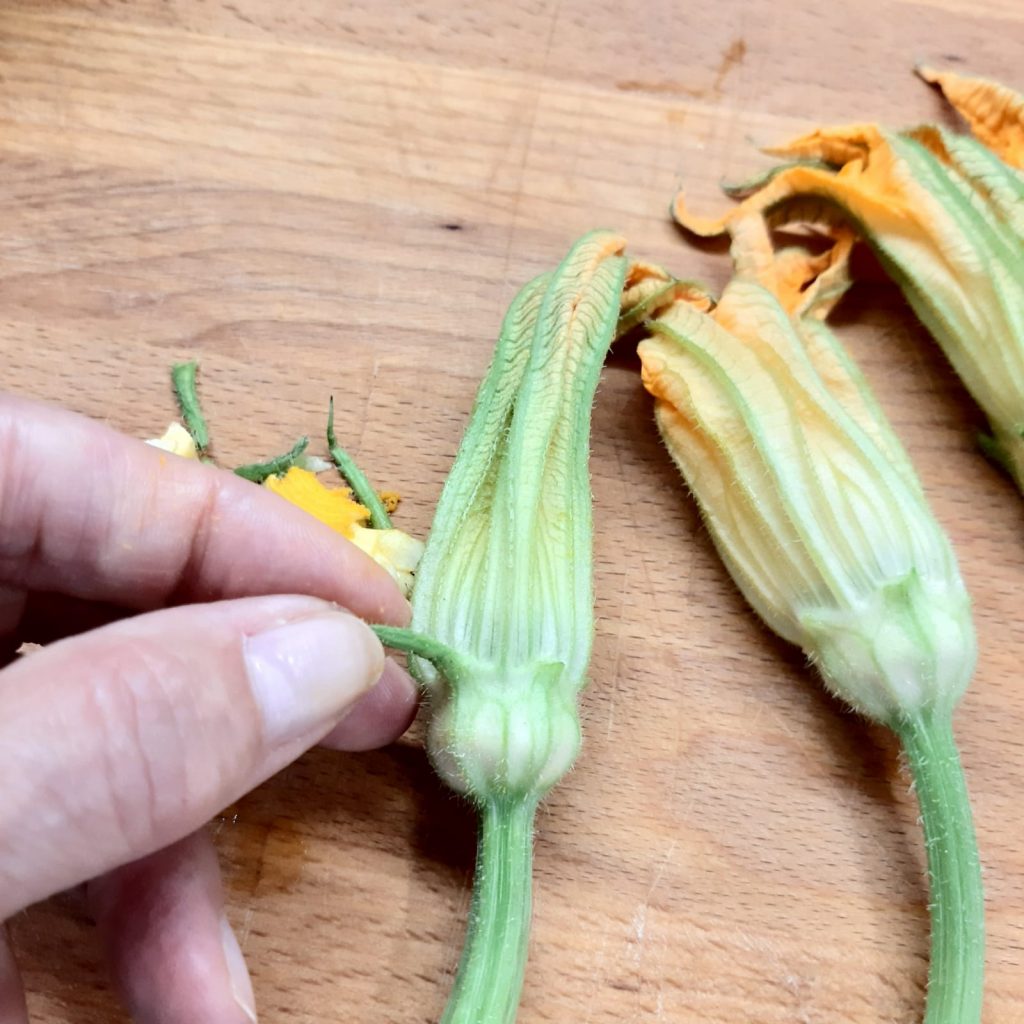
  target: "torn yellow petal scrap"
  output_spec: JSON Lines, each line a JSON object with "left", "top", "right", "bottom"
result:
{"left": 350, "top": 525, "right": 424, "bottom": 598}
{"left": 379, "top": 491, "right": 401, "bottom": 515}
{"left": 917, "top": 66, "right": 1024, "bottom": 170}
{"left": 146, "top": 422, "right": 199, "bottom": 459}
{"left": 264, "top": 466, "right": 369, "bottom": 539}
{"left": 264, "top": 467, "right": 423, "bottom": 597}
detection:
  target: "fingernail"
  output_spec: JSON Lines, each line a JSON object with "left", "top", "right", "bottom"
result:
{"left": 220, "top": 915, "right": 258, "bottom": 1023}
{"left": 244, "top": 612, "right": 384, "bottom": 747}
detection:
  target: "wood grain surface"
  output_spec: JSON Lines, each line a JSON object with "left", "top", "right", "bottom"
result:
{"left": 2, "top": 2, "right": 1022, "bottom": 1021}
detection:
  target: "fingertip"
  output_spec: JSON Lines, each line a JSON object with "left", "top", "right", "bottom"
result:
{"left": 88, "top": 833, "right": 257, "bottom": 1024}
{"left": 369, "top": 591, "right": 413, "bottom": 630}
{"left": 243, "top": 608, "right": 386, "bottom": 749}
{"left": 0, "top": 596, "right": 392, "bottom": 913}
{"left": 219, "top": 916, "right": 257, "bottom": 1023}
{"left": 319, "top": 658, "right": 419, "bottom": 752}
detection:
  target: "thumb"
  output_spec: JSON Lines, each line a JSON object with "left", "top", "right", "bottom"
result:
{"left": 0, "top": 595, "right": 384, "bottom": 918}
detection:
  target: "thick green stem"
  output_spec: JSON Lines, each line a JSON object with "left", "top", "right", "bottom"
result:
{"left": 896, "top": 712, "right": 984, "bottom": 1024}
{"left": 441, "top": 798, "right": 537, "bottom": 1024}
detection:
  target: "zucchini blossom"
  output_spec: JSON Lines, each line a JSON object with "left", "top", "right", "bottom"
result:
{"left": 637, "top": 213, "right": 983, "bottom": 1024}
{"left": 674, "top": 69, "right": 1024, "bottom": 489}
{"left": 375, "top": 231, "right": 628, "bottom": 1024}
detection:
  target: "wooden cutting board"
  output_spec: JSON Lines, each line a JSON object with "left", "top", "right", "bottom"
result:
{"left": 3, "top": 2, "right": 1022, "bottom": 1020}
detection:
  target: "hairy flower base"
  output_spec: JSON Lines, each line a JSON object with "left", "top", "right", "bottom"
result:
{"left": 428, "top": 660, "right": 580, "bottom": 798}
{"left": 801, "top": 570, "right": 975, "bottom": 726}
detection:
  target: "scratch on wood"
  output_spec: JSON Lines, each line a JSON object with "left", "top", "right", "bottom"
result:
{"left": 616, "top": 37, "right": 747, "bottom": 100}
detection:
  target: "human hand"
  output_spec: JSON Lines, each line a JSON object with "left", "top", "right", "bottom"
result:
{"left": 0, "top": 394, "right": 419, "bottom": 1023}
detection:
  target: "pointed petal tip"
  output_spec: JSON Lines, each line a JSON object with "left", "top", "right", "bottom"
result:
{"left": 671, "top": 190, "right": 730, "bottom": 237}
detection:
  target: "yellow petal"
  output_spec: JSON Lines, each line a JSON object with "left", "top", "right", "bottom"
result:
{"left": 264, "top": 466, "right": 369, "bottom": 539}
{"left": 146, "top": 422, "right": 199, "bottom": 459}
{"left": 350, "top": 525, "right": 425, "bottom": 598}
{"left": 724, "top": 210, "right": 857, "bottom": 319}
{"left": 764, "top": 123, "right": 886, "bottom": 165}
{"left": 622, "top": 259, "right": 672, "bottom": 301}
{"left": 917, "top": 66, "right": 1024, "bottom": 170}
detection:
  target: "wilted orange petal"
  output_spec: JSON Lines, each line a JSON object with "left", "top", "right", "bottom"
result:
{"left": 764, "top": 124, "right": 886, "bottom": 166}
{"left": 917, "top": 66, "right": 1024, "bottom": 170}
{"left": 671, "top": 190, "right": 733, "bottom": 237}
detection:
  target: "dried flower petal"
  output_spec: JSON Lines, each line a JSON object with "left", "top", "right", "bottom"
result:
{"left": 917, "top": 66, "right": 1024, "bottom": 170}
{"left": 674, "top": 115, "right": 1024, "bottom": 488}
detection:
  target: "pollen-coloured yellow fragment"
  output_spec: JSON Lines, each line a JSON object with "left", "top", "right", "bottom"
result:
{"left": 146, "top": 422, "right": 200, "bottom": 459}
{"left": 350, "top": 525, "right": 424, "bottom": 598}
{"left": 378, "top": 491, "right": 401, "bottom": 514}
{"left": 264, "top": 466, "right": 369, "bottom": 540}
{"left": 264, "top": 467, "right": 422, "bottom": 595}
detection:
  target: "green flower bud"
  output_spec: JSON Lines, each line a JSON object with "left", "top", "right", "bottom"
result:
{"left": 407, "top": 231, "right": 627, "bottom": 801}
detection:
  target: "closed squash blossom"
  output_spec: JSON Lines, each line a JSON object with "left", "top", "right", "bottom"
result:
{"left": 640, "top": 213, "right": 983, "bottom": 1024}
{"left": 374, "top": 231, "right": 629, "bottom": 1024}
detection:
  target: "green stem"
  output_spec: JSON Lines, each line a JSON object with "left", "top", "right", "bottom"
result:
{"left": 370, "top": 626, "right": 471, "bottom": 687}
{"left": 234, "top": 436, "right": 309, "bottom": 482}
{"left": 171, "top": 361, "right": 211, "bottom": 456}
{"left": 327, "top": 397, "right": 393, "bottom": 529}
{"left": 441, "top": 797, "right": 537, "bottom": 1024}
{"left": 896, "top": 712, "right": 984, "bottom": 1024}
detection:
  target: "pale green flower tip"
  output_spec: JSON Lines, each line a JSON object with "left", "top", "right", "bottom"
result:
{"left": 426, "top": 661, "right": 581, "bottom": 801}
{"left": 799, "top": 570, "right": 976, "bottom": 726}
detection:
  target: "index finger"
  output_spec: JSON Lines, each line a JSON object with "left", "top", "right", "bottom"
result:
{"left": 0, "top": 394, "right": 411, "bottom": 627}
